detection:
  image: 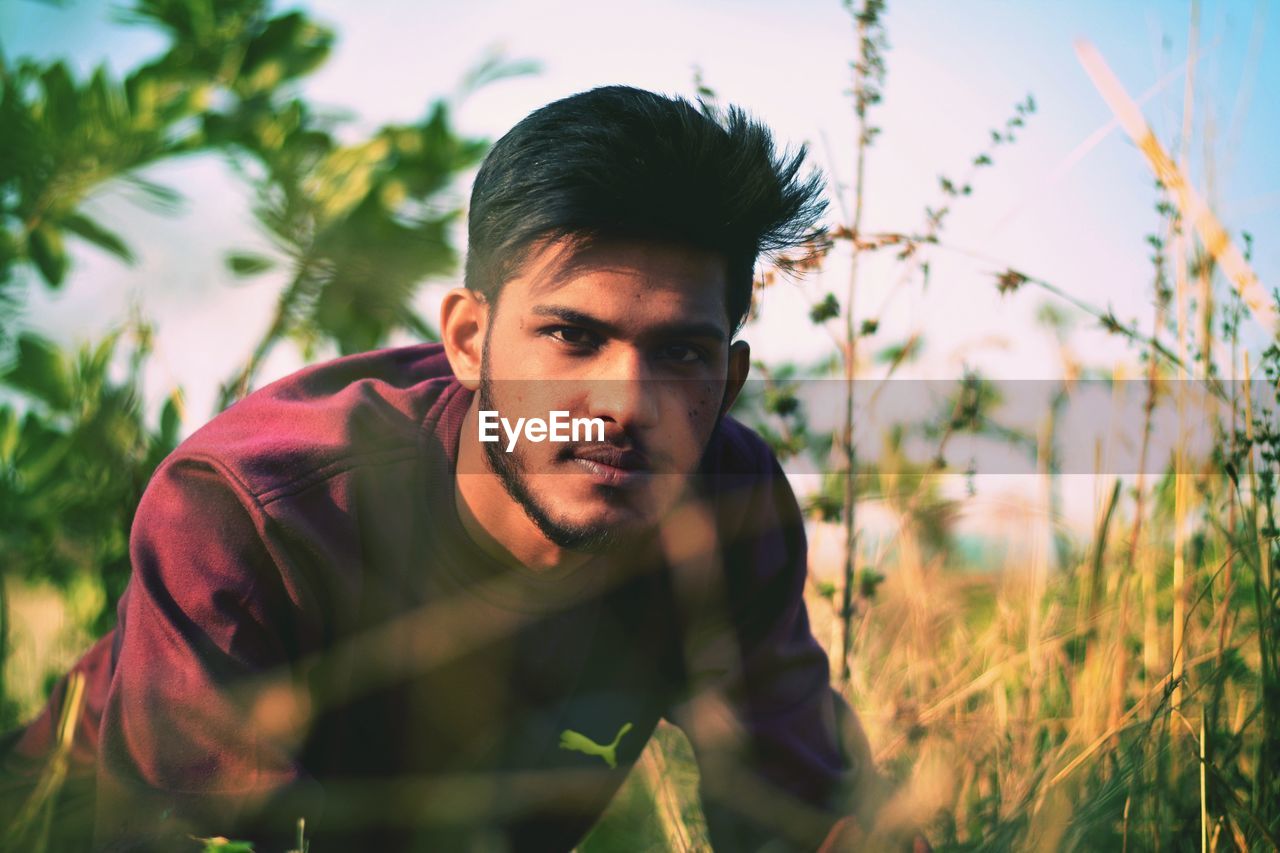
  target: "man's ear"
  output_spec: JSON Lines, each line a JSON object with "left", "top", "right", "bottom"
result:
{"left": 719, "top": 340, "right": 751, "bottom": 417}
{"left": 439, "top": 287, "right": 488, "bottom": 390}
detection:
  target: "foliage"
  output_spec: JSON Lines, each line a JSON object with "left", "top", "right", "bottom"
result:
{"left": 199, "top": 11, "right": 494, "bottom": 402}
{"left": 726, "top": 1, "right": 1280, "bottom": 850}
{"left": 0, "top": 326, "right": 181, "bottom": 580}
{"left": 0, "top": 0, "right": 499, "bottom": 402}
{"left": 0, "top": 0, "right": 509, "bottom": 730}
{"left": 0, "top": 323, "right": 178, "bottom": 727}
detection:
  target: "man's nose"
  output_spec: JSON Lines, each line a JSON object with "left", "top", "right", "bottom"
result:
{"left": 586, "top": 348, "right": 660, "bottom": 435}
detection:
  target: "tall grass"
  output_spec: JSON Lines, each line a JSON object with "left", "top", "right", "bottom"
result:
{"left": 587, "top": 371, "right": 1280, "bottom": 849}
{"left": 5, "top": 1, "right": 1277, "bottom": 850}
{"left": 586, "top": 4, "right": 1280, "bottom": 850}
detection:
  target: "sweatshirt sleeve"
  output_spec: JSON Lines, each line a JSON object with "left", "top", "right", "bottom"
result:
{"left": 666, "top": 432, "right": 882, "bottom": 852}
{"left": 94, "top": 456, "right": 323, "bottom": 850}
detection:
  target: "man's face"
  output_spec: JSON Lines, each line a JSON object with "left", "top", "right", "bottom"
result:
{"left": 475, "top": 238, "right": 741, "bottom": 551}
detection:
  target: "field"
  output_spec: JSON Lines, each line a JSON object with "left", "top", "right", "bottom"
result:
{"left": 584, "top": 484, "right": 1280, "bottom": 850}
{"left": 2, "top": 0, "right": 1278, "bottom": 850}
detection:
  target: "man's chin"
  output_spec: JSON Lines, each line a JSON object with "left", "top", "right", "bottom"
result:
{"left": 536, "top": 508, "right": 652, "bottom": 553}
{"left": 485, "top": 448, "right": 664, "bottom": 553}
{"left": 527, "top": 482, "right": 675, "bottom": 549}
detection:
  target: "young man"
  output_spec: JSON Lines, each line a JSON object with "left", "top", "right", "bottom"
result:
{"left": 3, "top": 86, "right": 910, "bottom": 851}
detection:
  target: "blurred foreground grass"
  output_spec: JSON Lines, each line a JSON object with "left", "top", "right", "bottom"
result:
{"left": 8, "top": 490, "right": 1276, "bottom": 852}
{"left": 576, "top": 499, "right": 1277, "bottom": 850}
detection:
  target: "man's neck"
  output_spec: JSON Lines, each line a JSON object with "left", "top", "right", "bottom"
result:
{"left": 454, "top": 400, "right": 594, "bottom": 574}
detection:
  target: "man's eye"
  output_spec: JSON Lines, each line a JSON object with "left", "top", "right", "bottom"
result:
{"left": 547, "top": 326, "right": 601, "bottom": 349}
{"left": 656, "top": 344, "right": 704, "bottom": 364}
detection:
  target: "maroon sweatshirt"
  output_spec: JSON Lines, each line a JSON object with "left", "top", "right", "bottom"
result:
{"left": 1, "top": 343, "right": 873, "bottom": 852}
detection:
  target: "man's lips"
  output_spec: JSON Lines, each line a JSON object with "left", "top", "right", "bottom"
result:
{"left": 573, "top": 446, "right": 648, "bottom": 470}
{"left": 568, "top": 446, "right": 650, "bottom": 486}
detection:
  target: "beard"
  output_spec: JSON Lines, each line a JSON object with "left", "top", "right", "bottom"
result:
{"left": 478, "top": 340, "right": 622, "bottom": 553}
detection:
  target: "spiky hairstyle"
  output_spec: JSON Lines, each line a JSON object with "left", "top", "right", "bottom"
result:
{"left": 464, "top": 85, "right": 827, "bottom": 333}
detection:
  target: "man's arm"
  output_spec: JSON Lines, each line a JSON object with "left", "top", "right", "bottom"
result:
{"left": 95, "top": 456, "right": 322, "bottom": 849}
{"left": 664, "top": 430, "right": 886, "bottom": 851}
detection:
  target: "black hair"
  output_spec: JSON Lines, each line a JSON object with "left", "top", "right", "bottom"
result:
{"left": 464, "top": 85, "right": 827, "bottom": 334}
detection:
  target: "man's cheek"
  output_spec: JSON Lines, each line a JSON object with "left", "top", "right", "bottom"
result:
{"left": 663, "top": 402, "right": 718, "bottom": 466}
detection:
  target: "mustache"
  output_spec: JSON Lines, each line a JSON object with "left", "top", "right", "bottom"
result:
{"left": 545, "top": 415, "right": 729, "bottom": 475}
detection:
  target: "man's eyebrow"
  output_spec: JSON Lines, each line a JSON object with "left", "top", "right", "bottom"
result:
{"left": 530, "top": 305, "right": 727, "bottom": 342}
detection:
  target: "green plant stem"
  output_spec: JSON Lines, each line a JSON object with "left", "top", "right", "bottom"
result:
{"left": 838, "top": 0, "right": 875, "bottom": 685}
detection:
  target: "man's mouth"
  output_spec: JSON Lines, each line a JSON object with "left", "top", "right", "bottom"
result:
{"left": 568, "top": 446, "right": 650, "bottom": 487}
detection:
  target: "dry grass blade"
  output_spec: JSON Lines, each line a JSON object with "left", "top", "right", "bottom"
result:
{"left": 1074, "top": 39, "right": 1275, "bottom": 335}
{"left": 639, "top": 737, "right": 697, "bottom": 852}
{"left": 2, "top": 671, "right": 86, "bottom": 853}
{"left": 1043, "top": 649, "right": 1220, "bottom": 792}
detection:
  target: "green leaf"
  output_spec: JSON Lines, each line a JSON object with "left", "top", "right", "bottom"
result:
{"left": 0, "top": 406, "right": 19, "bottom": 462}
{"left": 2, "top": 334, "right": 74, "bottom": 410}
{"left": 858, "top": 568, "right": 886, "bottom": 598}
{"left": 399, "top": 309, "right": 438, "bottom": 343}
{"left": 456, "top": 50, "right": 542, "bottom": 100}
{"left": 28, "top": 224, "right": 69, "bottom": 288}
{"left": 61, "top": 213, "right": 135, "bottom": 264}
{"left": 120, "top": 175, "right": 183, "bottom": 214}
{"left": 39, "top": 62, "right": 78, "bottom": 137}
{"left": 310, "top": 136, "right": 391, "bottom": 224}
{"left": 875, "top": 338, "right": 922, "bottom": 364}
{"left": 226, "top": 252, "right": 276, "bottom": 277}
{"left": 806, "top": 491, "right": 842, "bottom": 523}
{"left": 158, "top": 393, "right": 182, "bottom": 447}
{"left": 808, "top": 293, "right": 840, "bottom": 324}
{"left": 239, "top": 12, "right": 334, "bottom": 96}
{"left": 15, "top": 410, "right": 71, "bottom": 488}
{"left": 764, "top": 388, "right": 800, "bottom": 417}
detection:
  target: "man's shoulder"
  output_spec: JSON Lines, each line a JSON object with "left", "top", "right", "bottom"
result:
{"left": 704, "top": 413, "right": 784, "bottom": 479}
{"left": 165, "top": 343, "right": 465, "bottom": 502}
{"left": 699, "top": 413, "right": 801, "bottom": 537}
{"left": 682, "top": 414, "right": 811, "bottom": 648}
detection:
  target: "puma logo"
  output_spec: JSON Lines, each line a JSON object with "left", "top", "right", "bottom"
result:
{"left": 558, "top": 722, "right": 634, "bottom": 769}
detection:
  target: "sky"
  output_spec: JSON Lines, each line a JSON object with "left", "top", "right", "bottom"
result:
{"left": 3, "top": 0, "right": 1278, "bottom": 546}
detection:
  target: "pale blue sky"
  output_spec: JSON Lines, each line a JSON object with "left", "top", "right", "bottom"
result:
{"left": 3, "top": 0, "right": 1278, "bottom": 539}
